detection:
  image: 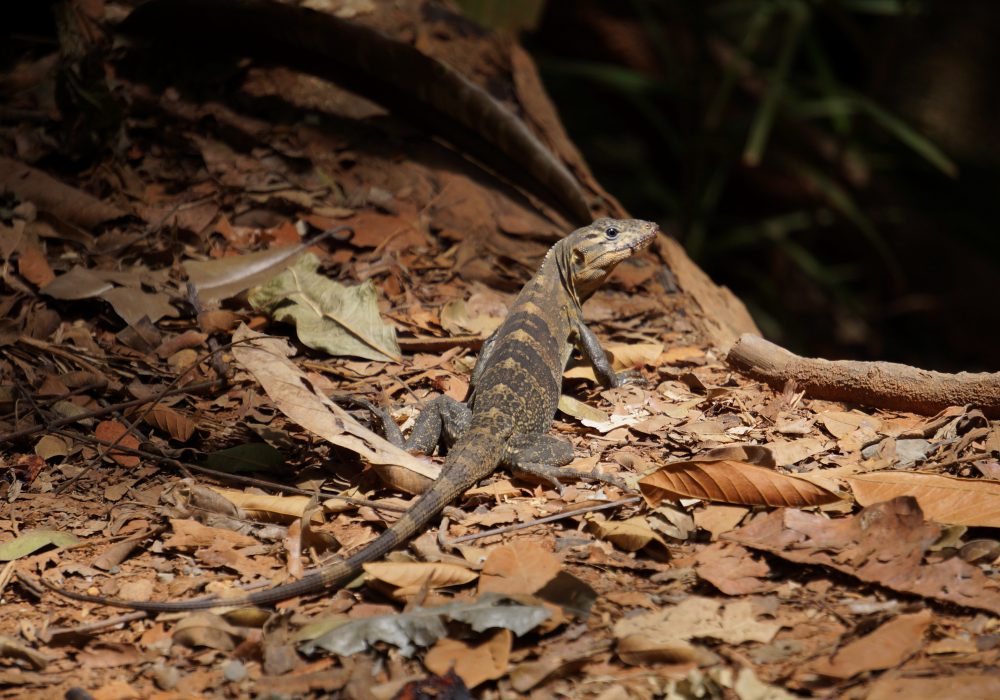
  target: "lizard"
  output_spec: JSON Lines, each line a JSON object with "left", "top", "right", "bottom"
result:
{"left": 43, "top": 217, "right": 658, "bottom": 611}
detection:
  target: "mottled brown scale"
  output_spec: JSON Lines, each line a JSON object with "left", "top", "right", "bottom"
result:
{"left": 45, "top": 218, "right": 659, "bottom": 611}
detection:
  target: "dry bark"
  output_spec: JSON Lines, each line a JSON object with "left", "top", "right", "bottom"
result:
{"left": 726, "top": 333, "right": 1000, "bottom": 417}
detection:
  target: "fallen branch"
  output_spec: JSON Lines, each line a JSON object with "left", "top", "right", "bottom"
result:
{"left": 726, "top": 334, "right": 1000, "bottom": 417}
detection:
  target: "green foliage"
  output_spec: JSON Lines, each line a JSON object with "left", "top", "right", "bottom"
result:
{"left": 530, "top": 0, "right": 960, "bottom": 357}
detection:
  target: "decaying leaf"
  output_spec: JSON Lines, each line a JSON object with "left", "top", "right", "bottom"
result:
{"left": 807, "top": 609, "right": 933, "bottom": 679}
{"left": 695, "top": 542, "right": 776, "bottom": 595}
{"left": 94, "top": 420, "right": 141, "bottom": 468}
{"left": 249, "top": 252, "right": 401, "bottom": 361}
{"left": 299, "top": 593, "right": 550, "bottom": 657}
{"left": 478, "top": 540, "right": 562, "bottom": 596}
{"left": 847, "top": 471, "right": 1000, "bottom": 527}
{"left": 424, "top": 629, "right": 512, "bottom": 689}
{"left": 183, "top": 237, "right": 318, "bottom": 302}
{"left": 141, "top": 404, "right": 197, "bottom": 443}
{"left": 725, "top": 497, "right": 1000, "bottom": 615}
{"left": 363, "top": 561, "right": 478, "bottom": 592}
{"left": 586, "top": 515, "right": 669, "bottom": 554}
{"left": 639, "top": 459, "right": 841, "bottom": 507}
{"left": 231, "top": 325, "right": 437, "bottom": 488}
{"left": 613, "top": 596, "right": 780, "bottom": 666}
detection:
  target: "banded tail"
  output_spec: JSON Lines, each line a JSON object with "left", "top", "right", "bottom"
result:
{"left": 45, "top": 428, "right": 508, "bottom": 611}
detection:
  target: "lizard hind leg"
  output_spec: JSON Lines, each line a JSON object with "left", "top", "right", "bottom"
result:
{"left": 509, "top": 435, "right": 628, "bottom": 493}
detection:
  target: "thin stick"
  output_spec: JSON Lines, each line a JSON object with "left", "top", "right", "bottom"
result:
{"left": 443, "top": 496, "right": 642, "bottom": 545}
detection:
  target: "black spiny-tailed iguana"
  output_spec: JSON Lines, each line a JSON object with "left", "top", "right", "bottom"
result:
{"left": 45, "top": 218, "right": 658, "bottom": 611}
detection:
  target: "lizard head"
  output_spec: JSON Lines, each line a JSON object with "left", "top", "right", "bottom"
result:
{"left": 559, "top": 217, "right": 659, "bottom": 301}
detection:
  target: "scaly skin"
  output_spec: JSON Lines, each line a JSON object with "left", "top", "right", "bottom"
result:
{"left": 44, "top": 218, "right": 658, "bottom": 611}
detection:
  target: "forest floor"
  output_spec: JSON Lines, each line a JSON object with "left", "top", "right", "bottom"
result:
{"left": 3, "top": 2, "right": 1000, "bottom": 699}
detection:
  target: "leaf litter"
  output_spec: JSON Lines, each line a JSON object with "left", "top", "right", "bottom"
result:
{"left": 2, "top": 2, "right": 1000, "bottom": 698}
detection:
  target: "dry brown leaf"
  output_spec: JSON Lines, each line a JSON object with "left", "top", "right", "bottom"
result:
{"left": 18, "top": 244, "right": 55, "bottom": 287}
{"left": 424, "top": 629, "right": 512, "bottom": 689}
{"left": 207, "top": 487, "right": 318, "bottom": 521}
{"left": 693, "top": 503, "right": 750, "bottom": 539}
{"left": 585, "top": 516, "right": 669, "bottom": 554}
{"left": 819, "top": 410, "right": 882, "bottom": 439}
{"left": 639, "top": 459, "right": 841, "bottom": 507}
{"left": 694, "top": 542, "right": 775, "bottom": 595}
{"left": 725, "top": 497, "right": 1000, "bottom": 615}
{"left": 847, "top": 471, "right": 1000, "bottom": 527}
{"left": 231, "top": 325, "right": 438, "bottom": 491}
{"left": 807, "top": 609, "right": 933, "bottom": 679}
{"left": 613, "top": 596, "right": 780, "bottom": 656}
{"left": 604, "top": 341, "right": 664, "bottom": 370}
{"left": 94, "top": 420, "right": 140, "bottom": 468}
{"left": 362, "top": 561, "right": 478, "bottom": 590}
{"left": 478, "top": 540, "right": 561, "bottom": 596}
{"left": 142, "top": 404, "right": 197, "bottom": 443}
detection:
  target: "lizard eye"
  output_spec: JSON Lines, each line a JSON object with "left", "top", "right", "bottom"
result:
{"left": 604, "top": 227, "right": 619, "bottom": 240}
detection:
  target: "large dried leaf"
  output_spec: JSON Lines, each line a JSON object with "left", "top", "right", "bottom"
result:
{"left": 183, "top": 237, "right": 317, "bottom": 302}
{"left": 424, "top": 629, "right": 511, "bottom": 689}
{"left": 231, "top": 325, "right": 436, "bottom": 486}
{"left": 249, "top": 253, "right": 400, "bottom": 362}
{"left": 142, "top": 404, "right": 197, "bottom": 443}
{"left": 847, "top": 471, "right": 1000, "bottom": 527}
{"left": 807, "top": 609, "right": 933, "bottom": 679}
{"left": 639, "top": 459, "right": 841, "bottom": 508}
{"left": 99, "top": 286, "right": 178, "bottom": 325}
{"left": 725, "top": 497, "right": 1000, "bottom": 615}
{"left": 41, "top": 266, "right": 113, "bottom": 300}
{"left": 363, "top": 561, "right": 478, "bottom": 590}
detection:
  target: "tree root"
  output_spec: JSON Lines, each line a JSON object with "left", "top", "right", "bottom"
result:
{"left": 726, "top": 334, "right": 1000, "bottom": 418}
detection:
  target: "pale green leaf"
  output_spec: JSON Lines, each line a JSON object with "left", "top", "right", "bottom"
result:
{"left": 0, "top": 529, "right": 80, "bottom": 561}
{"left": 249, "top": 253, "right": 401, "bottom": 362}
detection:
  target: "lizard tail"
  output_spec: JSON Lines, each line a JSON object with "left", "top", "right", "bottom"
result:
{"left": 43, "top": 428, "right": 508, "bottom": 612}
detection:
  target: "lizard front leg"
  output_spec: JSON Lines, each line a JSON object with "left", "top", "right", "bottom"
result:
{"left": 573, "top": 318, "right": 643, "bottom": 388}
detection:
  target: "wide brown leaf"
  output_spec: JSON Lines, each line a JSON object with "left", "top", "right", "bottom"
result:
{"left": 847, "top": 471, "right": 1000, "bottom": 527}
{"left": 639, "top": 459, "right": 841, "bottom": 508}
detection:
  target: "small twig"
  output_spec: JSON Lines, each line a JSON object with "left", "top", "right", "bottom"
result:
{"left": 442, "top": 496, "right": 642, "bottom": 545}
{"left": 0, "top": 379, "right": 223, "bottom": 443}
{"left": 45, "top": 610, "right": 151, "bottom": 639}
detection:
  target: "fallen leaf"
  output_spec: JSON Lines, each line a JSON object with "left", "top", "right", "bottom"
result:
{"left": 17, "top": 244, "right": 54, "bottom": 287}
{"left": 478, "top": 540, "right": 561, "bottom": 596}
{"left": 613, "top": 596, "right": 781, "bottom": 660}
{"left": 141, "top": 405, "right": 197, "bottom": 443}
{"left": 586, "top": 515, "right": 669, "bottom": 554}
{"left": 693, "top": 503, "right": 750, "bottom": 539}
{"left": 424, "top": 629, "right": 511, "bottom": 689}
{"left": 866, "top": 674, "right": 1000, "bottom": 700}
{"left": 807, "top": 609, "right": 933, "bottom": 679}
{"left": 695, "top": 542, "right": 775, "bottom": 595}
{"left": 639, "top": 459, "right": 841, "bottom": 507}
{"left": 725, "top": 497, "right": 1000, "bottom": 615}
{"left": 41, "top": 266, "right": 113, "bottom": 300}
{"left": 299, "top": 593, "right": 550, "bottom": 657}
{"left": 183, "top": 238, "right": 315, "bottom": 302}
{"left": 232, "top": 326, "right": 437, "bottom": 488}
{"left": 94, "top": 420, "right": 141, "bottom": 468}
{"left": 0, "top": 529, "right": 79, "bottom": 561}
{"left": 605, "top": 341, "right": 664, "bottom": 370}
{"left": 99, "top": 286, "right": 177, "bottom": 325}
{"left": 249, "top": 253, "right": 400, "bottom": 361}
{"left": 847, "top": 471, "right": 1000, "bottom": 527}
{"left": 363, "top": 561, "right": 478, "bottom": 591}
